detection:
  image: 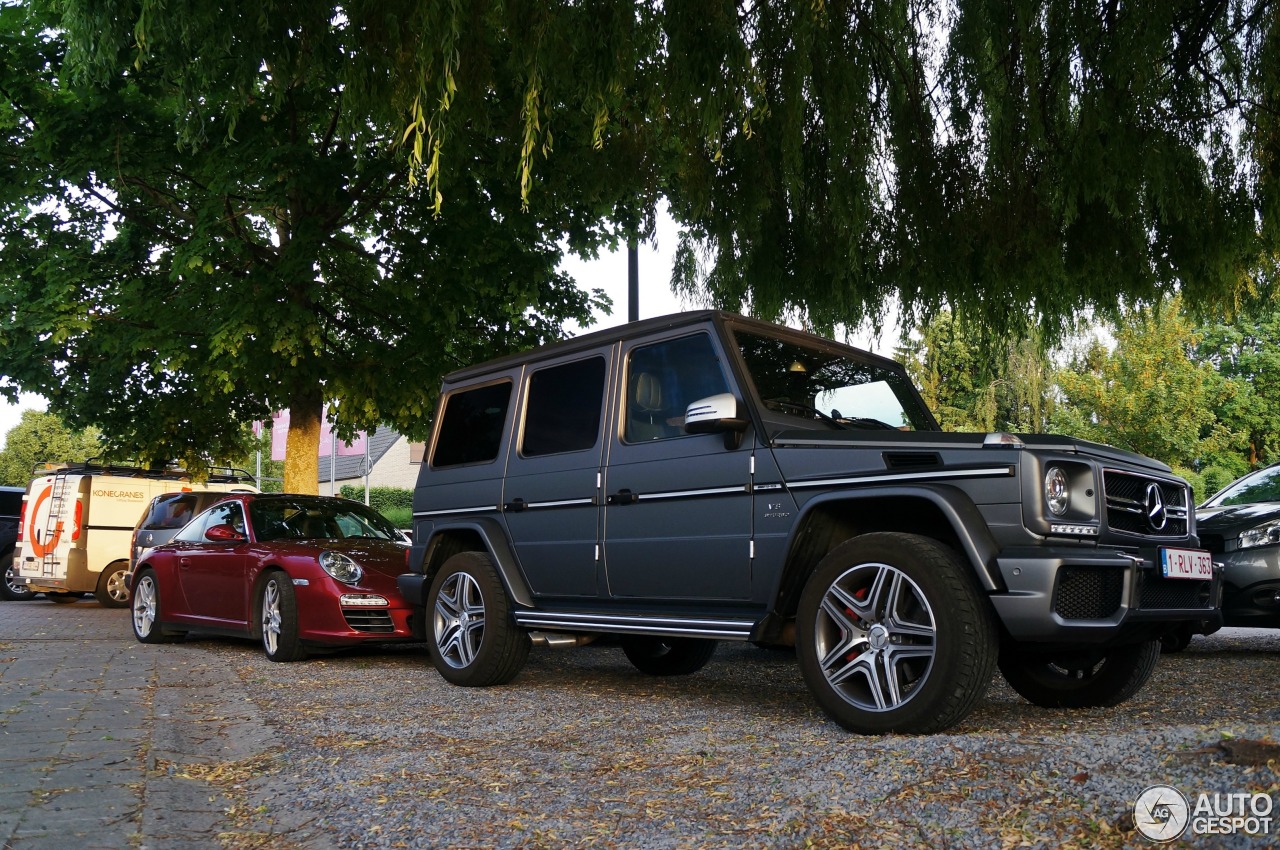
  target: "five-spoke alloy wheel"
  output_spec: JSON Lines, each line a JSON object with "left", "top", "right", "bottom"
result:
{"left": 260, "top": 572, "right": 306, "bottom": 662}
{"left": 797, "top": 533, "right": 997, "bottom": 734}
{"left": 427, "top": 552, "right": 529, "bottom": 686}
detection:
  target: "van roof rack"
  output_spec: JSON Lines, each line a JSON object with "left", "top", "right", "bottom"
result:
{"left": 31, "top": 459, "right": 256, "bottom": 485}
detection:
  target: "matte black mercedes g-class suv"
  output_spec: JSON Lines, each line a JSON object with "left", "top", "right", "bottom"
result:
{"left": 399, "top": 312, "right": 1220, "bottom": 734}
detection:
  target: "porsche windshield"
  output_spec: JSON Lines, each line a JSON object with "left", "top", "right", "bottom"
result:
{"left": 733, "top": 329, "right": 935, "bottom": 432}
{"left": 250, "top": 498, "right": 400, "bottom": 542}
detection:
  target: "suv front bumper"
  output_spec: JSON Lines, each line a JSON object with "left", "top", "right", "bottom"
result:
{"left": 990, "top": 545, "right": 1222, "bottom": 645}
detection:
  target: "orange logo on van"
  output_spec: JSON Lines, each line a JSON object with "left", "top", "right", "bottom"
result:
{"left": 26, "top": 485, "right": 64, "bottom": 559}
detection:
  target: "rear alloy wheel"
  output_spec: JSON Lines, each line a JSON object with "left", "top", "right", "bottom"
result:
{"left": 131, "top": 569, "right": 181, "bottom": 644}
{"left": 0, "top": 553, "right": 35, "bottom": 601}
{"left": 998, "top": 640, "right": 1161, "bottom": 708}
{"left": 621, "top": 636, "right": 718, "bottom": 676}
{"left": 427, "top": 551, "right": 529, "bottom": 686}
{"left": 260, "top": 572, "right": 307, "bottom": 662}
{"left": 796, "top": 533, "right": 997, "bottom": 734}
{"left": 95, "top": 560, "right": 131, "bottom": 608}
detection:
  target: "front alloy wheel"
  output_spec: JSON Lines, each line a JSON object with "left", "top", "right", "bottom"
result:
{"left": 260, "top": 573, "right": 306, "bottom": 662}
{"left": 427, "top": 552, "right": 529, "bottom": 687}
{"left": 797, "top": 533, "right": 997, "bottom": 734}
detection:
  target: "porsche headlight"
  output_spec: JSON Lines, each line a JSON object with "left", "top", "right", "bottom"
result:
{"left": 319, "top": 551, "right": 363, "bottom": 584}
{"left": 1044, "top": 466, "right": 1070, "bottom": 516}
{"left": 1239, "top": 519, "right": 1280, "bottom": 550}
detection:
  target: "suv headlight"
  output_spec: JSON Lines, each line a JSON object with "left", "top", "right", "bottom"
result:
{"left": 1239, "top": 519, "right": 1280, "bottom": 550}
{"left": 1044, "top": 466, "right": 1070, "bottom": 516}
{"left": 319, "top": 551, "right": 364, "bottom": 584}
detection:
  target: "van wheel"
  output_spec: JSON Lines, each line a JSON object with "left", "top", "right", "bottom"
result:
{"left": 998, "top": 640, "right": 1161, "bottom": 708}
{"left": 131, "top": 569, "right": 181, "bottom": 643}
{"left": 427, "top": 551, "right": 529, "bottom": 686}
{"left": 1, "top": 553, "right": 35, "bottom": 601}
{"left": 622, "top": 636, "right": 718, "bottom": 675}
{"left": 796, "top": 533, "right": 997, "bottom": 734}
{"left": 260, "top": 572, "right": 307, "bottom": 662}
{"left": 95, "top": 560, "right": 131, "bottom": 608}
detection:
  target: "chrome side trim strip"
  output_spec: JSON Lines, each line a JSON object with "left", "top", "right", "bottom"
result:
{"left": 636, "top": 486, "right": 748, "bottom": 502}
{"left": 786, "top": 466, "right": 1014, "bottom": 490}
{"left": 514, "top": 610, "right": 755, "bottom": 640}
{"left": 414, "top": 505, "right": 495, "bottom": 518}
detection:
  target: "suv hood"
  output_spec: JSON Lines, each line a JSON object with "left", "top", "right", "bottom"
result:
{"left": 1197, "top": 501, "right": 1280, "bottom": 532}
{"left": 769, "top": 429, "right": 1173, "bottom": 474}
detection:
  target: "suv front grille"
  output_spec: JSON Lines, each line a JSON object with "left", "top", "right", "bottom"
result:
{"left": 343, "top": 609, "right": 396, "bottom": 633}
{"left": 1054, "top": 566, "right": 1124, "bottom": 620}
{"left": 1103, "top": 471, "right": 1189, "bottom": 538}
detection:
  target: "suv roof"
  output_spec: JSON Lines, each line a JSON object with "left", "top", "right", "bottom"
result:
{"left": 442, "top": 310, "right": 907, "bottom": 386}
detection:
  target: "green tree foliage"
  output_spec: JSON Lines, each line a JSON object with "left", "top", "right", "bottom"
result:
{"left": 0, "top": 411, "right": 101, "bottom": 486}
{"left": 4, "top": 0, "right": 1280, "bottom": 491}
{"left": 377, "top": 0, "right": 1278, "bottom": 335}
{"left": 1193, "top": 302, "right": 1280, "bottom": 469}
{"left": 0, "top": 0, "right": 618, "bottom": 490}
{"left": 1052, "top": 297, "right": 1243, "bottom": 484}
{"left": 899, "top": 310, "right": 1055, "bottom": 432}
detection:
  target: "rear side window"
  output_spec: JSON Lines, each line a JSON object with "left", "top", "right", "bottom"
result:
{"left": 521, "top": 357, "right": 607, "bottom": 457}
{"left": 140, "top": 494, "right": 201, "bottom": 530}
{"left": 432, "top": 382, "right": 513, "bottom": 467}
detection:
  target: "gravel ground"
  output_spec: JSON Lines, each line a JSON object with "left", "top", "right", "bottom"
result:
{"left": 176, "top": 628, "right": 1279, "bottom": 850}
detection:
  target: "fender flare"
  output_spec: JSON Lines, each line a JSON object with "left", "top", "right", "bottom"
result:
{"left": 785, "top": 484, "right": 1005, "bottom": 592}
{"left": 418, "top": 517, "right": 534, "bottom": 608}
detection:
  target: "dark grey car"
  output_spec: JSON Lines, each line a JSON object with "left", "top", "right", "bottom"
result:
{"left": 398, "top": 311, "right": 1221, "bottom": 734}
{"left": 1196, "top": 464, "right": 1280, "bottom": 633}
{"left": 1, "top": 485, "right": 30, "bottom": 601}
{"left": 130, "top": 491, "right": 237, "bottom": 570}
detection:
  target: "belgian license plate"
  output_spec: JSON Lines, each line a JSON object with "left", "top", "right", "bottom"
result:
{"left": 1159, "top": 547, "right": 1214, "bottom": 580}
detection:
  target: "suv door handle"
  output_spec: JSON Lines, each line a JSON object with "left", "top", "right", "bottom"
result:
{"left": 607, "top": 490, "right": 639, "bottom": 506}
{"left": 502, "top": 498, "right": 528, "bottom": 512}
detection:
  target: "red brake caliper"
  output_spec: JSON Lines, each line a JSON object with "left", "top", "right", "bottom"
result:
{"left": 846, "top": 586, "right": 870, "bottom": 661}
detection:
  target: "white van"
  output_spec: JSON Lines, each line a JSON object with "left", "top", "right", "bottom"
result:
{"left": 14, "top": 462, "right": 256, "bottom": 607}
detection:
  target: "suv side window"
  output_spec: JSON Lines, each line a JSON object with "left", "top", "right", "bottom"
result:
{"left": 521, "top": 357, "right": 607, "bottom": 457}
{"left": 432, "top": 382, "right": 513, "bottom": 467}
{"left": 625, "top": 334, "right": 730, "bottom": 442}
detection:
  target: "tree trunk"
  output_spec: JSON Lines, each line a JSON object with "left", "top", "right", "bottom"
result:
{"left": 283, "top": 390, "right": 322, "bottom": 494}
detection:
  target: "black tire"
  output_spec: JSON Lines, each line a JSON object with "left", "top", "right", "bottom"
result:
{"left": 1160, "top": 623, "right": 1195, "bottom": 654}
{"left": 1, "top": 552, "right": 36, "bottom": 601}
{"left": 795, "top": 532, "right": 997, "bottom": 734}
{"left": 131, "top": 569, "right": 182, "bottom": 644}
{"left": 94, "top": 560, "right": 131, "bottom": 608}
{"left": 998, "top": 640, "right": 1162, "bottom": 708}
{"left": 259, "top": 571, "right": 307, "bottom": 662}
{"left": 622, "top": 636, "right": 718, "bottom": 676}
{"left": 47, "top": 592, "right": 81, "bottom": 604}
{"left": 426, "top": 551, "right": 529, "bottom": 686}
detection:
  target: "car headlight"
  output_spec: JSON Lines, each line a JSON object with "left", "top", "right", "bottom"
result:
{"left": 1238, "top": 519, "right": 1280, "bottom": 550}
{"left": 319, "top": 551, "right": 364, "bottom": 584}
{"left": 1044, "top": 466, "right": 1070, "bottom": 516}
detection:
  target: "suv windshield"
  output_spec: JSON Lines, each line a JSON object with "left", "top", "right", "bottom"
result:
{"left": 733, "top": 329, "right": 935, "bottom": 432}
{"left": 1201, "top": 465, "right": 1280, "bottom": 508}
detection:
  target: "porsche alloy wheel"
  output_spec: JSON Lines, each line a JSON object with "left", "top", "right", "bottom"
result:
{"left": 260, "top": 573, "right": 306, "bottom": 662}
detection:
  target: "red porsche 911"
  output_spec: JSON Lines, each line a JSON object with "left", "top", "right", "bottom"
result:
{"left": 127, "top": 493, "right": 416, "bottom": 661}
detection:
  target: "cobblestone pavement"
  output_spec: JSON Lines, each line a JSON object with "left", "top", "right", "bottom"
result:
{"left": 0, "top": 598, "right": 278, "bottom": 850}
